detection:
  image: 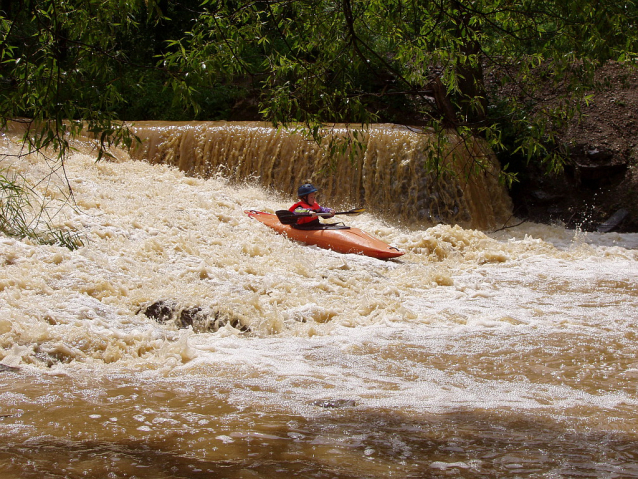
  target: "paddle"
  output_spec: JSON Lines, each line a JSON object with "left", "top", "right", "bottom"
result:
{"left": 275, "top": 208, "right": 365, "bottom": 225}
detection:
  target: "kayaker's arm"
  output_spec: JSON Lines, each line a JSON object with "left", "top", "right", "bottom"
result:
{"left": 293, "top": 207, "right": 320, "bottom": 218}
{"left": 318, "top": 206, "right": 335, "bottom": 218}
{"left": 276, "top": 208, "right": 366, "bottom": 225}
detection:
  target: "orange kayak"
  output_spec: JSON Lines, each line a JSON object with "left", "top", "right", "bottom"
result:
{"left": 245, "top": 210, "right": 404, "bottom": 260}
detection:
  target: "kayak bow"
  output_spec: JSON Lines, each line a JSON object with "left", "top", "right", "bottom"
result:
{"left": 245, "top": 210, "right": 404, "bottom": 260}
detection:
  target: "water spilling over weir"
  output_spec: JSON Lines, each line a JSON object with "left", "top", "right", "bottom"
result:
{"left": 130, "top": 121, "right": 512, "bottom": 230}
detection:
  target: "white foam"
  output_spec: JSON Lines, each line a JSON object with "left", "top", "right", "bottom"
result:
{"left": 1, "top": 139, "right": 637, "bottom": 418}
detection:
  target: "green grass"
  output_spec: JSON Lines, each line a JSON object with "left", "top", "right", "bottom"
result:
{"left": 0, "top": 169, "right": 84, "bottom": 250}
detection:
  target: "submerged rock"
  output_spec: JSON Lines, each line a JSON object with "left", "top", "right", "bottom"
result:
{"left": 140, "top": 300, "right": 178, "bottom": 323}
{"left": 312, "top": 399, "right": 357, "bottom": 408}
{"left": 177, "top": 307, "right": 206, "bottom": 329}
{"left": 140, "top": 301, "right": 250, "bottom": 334}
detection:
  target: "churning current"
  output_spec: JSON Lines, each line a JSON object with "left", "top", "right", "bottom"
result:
{"left": 1, "top": 130, "right": 638, "bottom": 478}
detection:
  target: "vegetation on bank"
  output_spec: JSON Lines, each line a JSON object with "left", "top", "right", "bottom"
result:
{"left": 0, "top": 0, "right": 637, "bottom": 243}
{"left": 0, "top": 167, "right": 83, "bottom": 249}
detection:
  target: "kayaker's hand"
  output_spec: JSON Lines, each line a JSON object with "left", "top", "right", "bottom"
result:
{"left": 327, "top": 208, "right": 335, "bottom": 217}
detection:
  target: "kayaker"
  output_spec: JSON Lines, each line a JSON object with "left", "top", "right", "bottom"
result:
{"left": 289, "top": 183, "right": 335, "bottom": 228}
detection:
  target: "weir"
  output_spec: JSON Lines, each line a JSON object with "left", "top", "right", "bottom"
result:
{"left": 129, "top": 121, "right": 512, "bottom": 230}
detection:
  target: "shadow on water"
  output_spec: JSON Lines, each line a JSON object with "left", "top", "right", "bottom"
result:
{"left": 2, "top": 406, "right": 638, "bottom": 478}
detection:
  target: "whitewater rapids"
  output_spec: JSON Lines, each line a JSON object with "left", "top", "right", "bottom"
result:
{"left": 1, "top": 136, "right": 637, "bottom": 477}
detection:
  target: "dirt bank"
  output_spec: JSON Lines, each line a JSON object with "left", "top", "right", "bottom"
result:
{"left": 510, "top": 62, "right": 638, "bottom": 232}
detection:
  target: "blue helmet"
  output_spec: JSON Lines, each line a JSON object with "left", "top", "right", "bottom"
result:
{"left": 298, "top": 183, "right": 318, "bottom": 197}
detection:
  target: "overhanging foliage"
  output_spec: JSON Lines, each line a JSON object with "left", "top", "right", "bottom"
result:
{"left": 0, "top": 0, "right": 637, "bottom": 193}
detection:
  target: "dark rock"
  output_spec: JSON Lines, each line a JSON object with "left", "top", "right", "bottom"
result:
{"left": 585, "top": 147, "right": 614, "bottom": 162}
{"left": 547, "top": 205, "right": 565, "bottom": 215}
{"left": 568, "top": 143, "right": 614, "bottom": 163}
{"left": 207, "top": 311, "right": 251, "bottom": 333}
{"left": 577, "top": 163, "right": 628, "bottom": 183}
{"left": 0, "top": 364, "right": 19, "bottom": 372}
{"left": 33, "top": 348, "right": 72, "bottom": 367}
{"left": 597, "top": 209, "right": 629, "bottom": 232}
{"left": 140, "top": 301, "right": 250, "bottom": 334}
{"left": 141, "top": 300, "right": 178, "bottom": 323}
{"left": 530, "top": 190, "right": 564, "bottom": 204}
{"left": 312, "top": 399, "right": 357, "bottom": 408}
{"left": 178, "top": 307, "right": 205, "bottom": 329}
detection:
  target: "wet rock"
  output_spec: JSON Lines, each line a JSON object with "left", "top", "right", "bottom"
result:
{"left": 597, "top": 209, "right": 629, "bottom": 232}
{"left": 140, "top": 301, "right": 250, "bottom": 334}
{"left": 567, "top": 144, "right": 629, "bottom": 187}
{"left": 530, "top": 190, "right": 564, "bottom": 204}
{"left": 33, "top": 343, "right": 82, "bottom": 367}
{"left": 312, "top": 399, "right": 357, "bottom": 408}
{"left": 179, "top": 307, "right": 249, "bottom": 333}
{"left": 0, "top": 364, "right": 19, "bottom": 373}
{"left": 205, "top": 311, "right": 251, "bottom": 334}
{"left": 566, "top": 143, "right": 630, "bottom": 189}
{"left": 33, "top": 351, "right": 63, "bottom": 368}
{"left": 141, "top": 300, "right": 178, "bottom": 323}
{"left": 177, "top": 307, "right": 205, "bottom": 329}
{"left": 577, "top": 162, "right": 628, "bottom": 184}
{"left": 585, "top": 147, "right": 614, "bottom": 162}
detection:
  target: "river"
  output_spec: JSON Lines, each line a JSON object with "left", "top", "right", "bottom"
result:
{"left": 1, "top": 126, "right": 637, "bottom": 478}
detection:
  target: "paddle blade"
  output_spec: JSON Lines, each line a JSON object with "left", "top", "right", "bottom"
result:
{"left": 275, "top": 210, "right": 301, "bottom": 225}
{"left": 334, "top": 208, "right": 366, "bottom": 215}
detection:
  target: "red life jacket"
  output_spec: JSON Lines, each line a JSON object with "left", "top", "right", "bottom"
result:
{"left": 289, "top": 200, "right": 322, "bottom": 225}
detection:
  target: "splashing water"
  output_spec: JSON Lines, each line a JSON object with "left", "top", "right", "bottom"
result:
{"left": 130, "top": 121, "right": 513, "bottom": 230}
